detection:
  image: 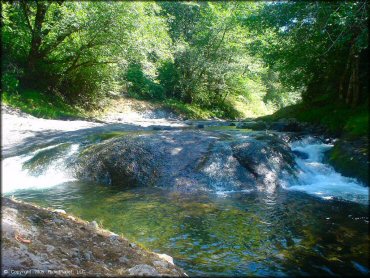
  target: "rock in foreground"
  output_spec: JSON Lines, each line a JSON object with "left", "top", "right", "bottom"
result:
{"left": 1, "top": 197, "right": 186, "bottom": 277}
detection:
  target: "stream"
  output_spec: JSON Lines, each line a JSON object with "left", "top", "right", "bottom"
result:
{"left": 2, "top": 122, "right": 369, "bottom": 276}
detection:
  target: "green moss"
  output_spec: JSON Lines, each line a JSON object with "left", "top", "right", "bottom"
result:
{"left": 328, "top": 143, "right": 368, "bottom": 184}
{"left": 87, "top": 131, "right": 131, "bottom": 143}
{"left": 344, "top": 111, "right": 368, "bottom": 137}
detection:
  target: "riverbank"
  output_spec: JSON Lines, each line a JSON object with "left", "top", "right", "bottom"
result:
{"left": 257, "top": 103, "right": 369, "bottom": 185}
{"left": 2, "top": 197, "right": 186, "bottom": 277}
{"left": 2, "top": 103, "right": 369, "bottom": 276}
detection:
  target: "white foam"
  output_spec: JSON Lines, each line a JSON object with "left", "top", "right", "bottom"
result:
{"left": 2, "top": 144, "right": 79, "bottom": 193}
{"left": 285, "top": 137, "right": 369, "bottom": 204}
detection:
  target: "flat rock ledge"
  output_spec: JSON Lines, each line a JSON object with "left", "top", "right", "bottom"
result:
{"left": 1, "top": 197, "right": 187, "bottom": 277}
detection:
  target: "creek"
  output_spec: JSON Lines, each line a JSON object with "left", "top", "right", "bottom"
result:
{"left": 2, "top": 124, "right": 369, "bottom": 276}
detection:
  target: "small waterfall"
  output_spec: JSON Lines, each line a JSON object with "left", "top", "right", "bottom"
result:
{"left": 285, "top": 137, "right": 368, "bottom": 204}
{"left": 2, "top": 144, "right": 79, "bottom": 193}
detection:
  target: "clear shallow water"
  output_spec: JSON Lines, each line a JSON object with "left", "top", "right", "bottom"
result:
{"left": 7, "top": 183, "right": 369, "bottom": 276}
{"left": 2, "top": 132, "right": 369, "bottom": 276}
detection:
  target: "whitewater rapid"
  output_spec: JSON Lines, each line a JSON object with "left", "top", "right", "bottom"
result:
{"left": 285, "top": 137, "right": 368, "bottom": 204}
{"left": 2, "top": 144, "right": 79, "bottom": 193}
{"left": 2, "top": 133, "right": 368, "bottom": 205}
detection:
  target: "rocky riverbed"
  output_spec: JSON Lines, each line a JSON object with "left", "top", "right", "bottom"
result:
{"left": 2, "top": 197, "right": 187, "bottom": 277}
{"left": 2, "top": 103, "right": 368, "bottom": 276}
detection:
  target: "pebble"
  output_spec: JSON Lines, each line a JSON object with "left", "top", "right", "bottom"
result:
{"left": 53, "top": 209, "right": 66, "bottom": 214}
{"left": 45, "top": 245, "right": 55, "bottom": 253}
{"left": 118, "top": 256, "right": 129, "bottom": 264}
{"left": 153, "top": 260, "right": 168, "bottom": 268}
{"left": 128, "top": 264, "right": 159, "bottom": 276}
{"left": 129, "top": 243, "right": 137, "bottom": 248}
{"left": 70, "top": 248, "right": 79, "bottom": 257}
{"left": 109, "top": 234, "right": 120, "bottom": 242}
{"left": 157, "top": 253, "right": 174, "bottom": 265}
{"left": 52, "top": 218, "right": 64, "bottom": 224}
{"left": 84, "top": 251, "right": 93, "bottom": 261}
{"left": 88, "top": 221, "right": 98, "bottom": 230}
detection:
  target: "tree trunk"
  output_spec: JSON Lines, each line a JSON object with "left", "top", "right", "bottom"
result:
{"left": 24, "top": 2, "right": 48, "bottom": 86}
{"left": 350, "top": 54, "right": 360, "bottom": 108}
{"left": 28, "top": 2, "right": 48, "bottom": 69}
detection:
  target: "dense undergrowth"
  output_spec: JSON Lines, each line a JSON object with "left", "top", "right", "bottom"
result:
{"left": 1, "top": 1, "right": 367, "bottom": 134}
{"left": 2, "top": 90, "right": 84, "bottom": 119}
{"left": 259, "top": 102, "right": 369, "bottom": 138}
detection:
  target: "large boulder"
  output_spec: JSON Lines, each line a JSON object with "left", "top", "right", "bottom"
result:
{"left": 232, "top": 133, "right": 297, "bottom": 191}
{"left": 328, "top": 137, "right": 369, "bottom": 185}
{"left": 72, "top": 130, "right": 298, "bottom": 193}
{"left": 74, "top": 136, "right": 162, "bottom": 187}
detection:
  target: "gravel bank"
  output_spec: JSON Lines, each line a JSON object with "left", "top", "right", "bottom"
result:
{"left": 2, "top": 197, "right": 187, "bottom": 277}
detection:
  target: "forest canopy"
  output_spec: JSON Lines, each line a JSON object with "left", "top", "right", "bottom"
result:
{"left": 1, "top": 1, "right": 368, "bottom": 118}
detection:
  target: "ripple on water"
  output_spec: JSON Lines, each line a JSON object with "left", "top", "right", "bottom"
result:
{"left": 3, "top": 134, "right": 369, "bottom": 276}
{"left": 7, "top": 183, "right": 369, "bottom": 276}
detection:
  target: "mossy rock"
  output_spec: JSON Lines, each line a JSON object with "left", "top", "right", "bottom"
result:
{"left": 328, "top": 138, "right": 369, "bottom": 185}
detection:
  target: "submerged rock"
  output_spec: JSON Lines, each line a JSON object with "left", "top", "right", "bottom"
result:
{"left": 292, "top": 150, "right": 309, "bottom": 160}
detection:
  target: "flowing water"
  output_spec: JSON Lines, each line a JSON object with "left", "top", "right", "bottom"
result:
{"left": 2, "top": 128, "right": 369, "bottom": 276}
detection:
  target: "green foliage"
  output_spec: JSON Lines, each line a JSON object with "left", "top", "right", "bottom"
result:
{"left": 162, "top": 99, "right": 214, "bottom": 119}
{"left": 2, "top": 90, "right": 82, "bottom": 119}
{"left": 157, "top": 60, "right": 180, "bottom": 99}
{"left": 1, "top": 1, "right": 171, "bottom": 107}
{"left": 344, "top": 111, "right": 369, "bottom": 137}
{"left": 246, "top": 1, "right": 368, "bottom": 107}
{"left": 261, "top": 102, "right": 368, "bottom": 137}
{"left": 125, "top": 63, "right": 165, "bottom": 100}
{"left": 1, "top": 72, "right": 20, "bottom": 94}
{"left": 1, "top": 1, "right": 367, "bottom": 124}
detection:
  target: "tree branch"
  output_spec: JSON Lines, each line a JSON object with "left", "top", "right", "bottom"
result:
{"left": 64, "top": 60, "right": 117, "bottom": 74}
{"left": 21, "top": 2, "right": 33, "bottom": 32}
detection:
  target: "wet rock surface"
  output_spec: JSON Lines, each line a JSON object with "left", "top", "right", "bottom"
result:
{"left": 232, "top": 133, "right": 297, "bottom": 192}
{"left": 328, "top": 136, "right": 369, "bottom": 185}
{"left": 1, "top": 197, "right": 186, "bottom": 277}
{"left": 74, "top": 136, "right": 162, "bottom": 187}
{"left": 74, "top": 130, "right": 298, "bottom": 192}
